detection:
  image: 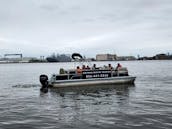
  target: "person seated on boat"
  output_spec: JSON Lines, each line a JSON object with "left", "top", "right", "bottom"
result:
{"left": 115, "top": 63, "right": 122, "bottom": 70}
{"left": 108, "top": 64, "right": 113, "bottom": 70}
{"left": 59, "top": 68, "right": 65, "bottom": 74}
{"left": 92, "top": 64, "right": 97, "bottom": 70}
{"left": 76, "top": 66, "right": 82, "bottom": 74}
{"left": 86, "top": 65, "right": 90, "bottom": 69}
{"left": 82, "top": 65, "right": 86, "bottom": 70}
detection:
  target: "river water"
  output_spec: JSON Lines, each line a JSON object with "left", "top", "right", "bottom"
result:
{"left": 0, "top": 61, "right": 172, "bottom": 129}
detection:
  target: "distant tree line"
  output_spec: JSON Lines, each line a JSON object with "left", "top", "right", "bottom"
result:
{"left": 46, "top": 53, "right": 71, "bottom": 62}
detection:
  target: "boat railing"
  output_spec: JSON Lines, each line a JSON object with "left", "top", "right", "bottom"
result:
{"left": 56, "top": 67, "right": 129, "bottom": 81}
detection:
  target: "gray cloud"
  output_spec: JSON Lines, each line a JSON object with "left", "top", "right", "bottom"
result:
{"left": 0, "top": 0, "right": 172, "bottom": 57}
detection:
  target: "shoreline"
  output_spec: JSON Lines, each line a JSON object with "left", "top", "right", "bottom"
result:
{"left": 1, "top": 59, "right": 172, "bottom": 64}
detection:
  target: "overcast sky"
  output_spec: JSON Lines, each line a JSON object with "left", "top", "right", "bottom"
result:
{"left": 0, "top": 0, "right": 172, "bottom": 58}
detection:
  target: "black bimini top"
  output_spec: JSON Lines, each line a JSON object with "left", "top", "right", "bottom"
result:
{"left": 72, "top": 53, "right": 83, "bottom": 60}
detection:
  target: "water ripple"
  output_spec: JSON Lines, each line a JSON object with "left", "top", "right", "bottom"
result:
{"left": 1, "top": 61, "right": 172, "bottom": 129}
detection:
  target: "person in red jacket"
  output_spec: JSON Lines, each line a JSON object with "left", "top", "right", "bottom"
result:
{"left": 116, "top": 63, "right": 122, "bottom": 70}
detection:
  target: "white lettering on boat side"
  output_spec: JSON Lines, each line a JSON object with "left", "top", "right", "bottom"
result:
{"left": 85, "top": 74, "right": 109, "bottom": 78}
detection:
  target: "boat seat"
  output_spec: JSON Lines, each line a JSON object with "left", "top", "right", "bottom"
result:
{"left": 70, "top": 75, "right": 82, "bottom": 79}
{"left": 117, "top": 67, "right": 128, "bottom": 76}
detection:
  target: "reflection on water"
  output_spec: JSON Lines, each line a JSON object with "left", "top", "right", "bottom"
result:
{"left": 49, "top": 84, "right": 134, "bottom": 97}
{"left": 38, "top": 84, "right": 136, "bottom": 128}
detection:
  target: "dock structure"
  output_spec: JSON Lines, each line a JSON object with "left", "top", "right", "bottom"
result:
{"left": 4, "top": 54, "right": 23, "bottom": 59}
{"left": 1, "top": 53, "right": 23, "bottom": 62}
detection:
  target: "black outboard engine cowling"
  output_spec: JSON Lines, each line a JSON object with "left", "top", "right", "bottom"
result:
{"left": 40, "top": 74, "right": 49, "bottom": 93}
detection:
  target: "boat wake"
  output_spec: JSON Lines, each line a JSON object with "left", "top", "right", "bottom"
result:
{"left": 12, "top": 84, "right": 40, "bottom": 88}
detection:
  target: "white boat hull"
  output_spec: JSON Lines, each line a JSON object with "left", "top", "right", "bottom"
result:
{"left": 49, "top": 76, "right": 136, "bottom": 88}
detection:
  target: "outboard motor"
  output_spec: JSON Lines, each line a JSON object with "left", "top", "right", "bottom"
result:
{"left": 40, "top": 74, "right": 49, "bottom": 93}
